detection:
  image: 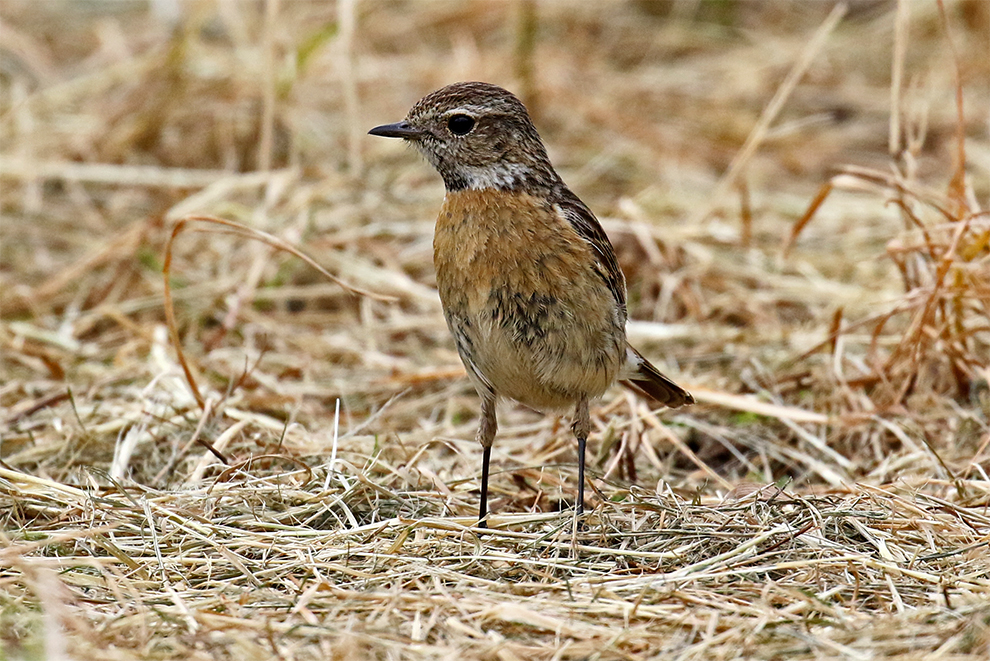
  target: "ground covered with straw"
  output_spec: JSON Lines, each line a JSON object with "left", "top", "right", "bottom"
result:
{"left": 2, "top": 1, "right": 989, "bottom": 659}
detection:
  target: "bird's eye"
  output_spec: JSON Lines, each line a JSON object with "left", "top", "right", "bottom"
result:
{"left": 447, "top": 114, "right": 475, "bottom": 136}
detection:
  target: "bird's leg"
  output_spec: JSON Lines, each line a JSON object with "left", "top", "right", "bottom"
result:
{"left": 476, "top": 395, "right": 497, "bottom": 528}
{"left": 572, "top": 398, "right": 591, "bottom": 518}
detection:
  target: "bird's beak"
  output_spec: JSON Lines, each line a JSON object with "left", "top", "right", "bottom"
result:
{"left": 368, "top": 121, "right": 424, "bottom": 139}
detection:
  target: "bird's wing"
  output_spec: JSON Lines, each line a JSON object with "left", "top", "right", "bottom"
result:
{"left": 553, "top": 186, "right": 627, "bottom": 325}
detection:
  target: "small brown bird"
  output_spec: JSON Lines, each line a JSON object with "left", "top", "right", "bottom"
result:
{"left": 370, "top": 82, "right": 693, "bottom": 527}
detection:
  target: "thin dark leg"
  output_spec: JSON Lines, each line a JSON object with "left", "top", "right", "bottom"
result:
{"left": 479, "top": 445, "right": 492, "bottom": 528}
{"left": 476, "top": 395, "right": 497, "bottom": 528}
{"left": 577, "top": 435, "right": 586, "bottom": 517}
{"left": 572, "top": 398, "right": 590, "bottom": 518}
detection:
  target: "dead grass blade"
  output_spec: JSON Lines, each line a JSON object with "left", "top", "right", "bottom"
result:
{"left": 162, "top": 214, "right": 397, "bottom": 407}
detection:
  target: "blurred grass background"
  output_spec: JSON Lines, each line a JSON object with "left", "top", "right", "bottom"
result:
{"left": 1, "top": 1, "right": 989, "bottom": 659}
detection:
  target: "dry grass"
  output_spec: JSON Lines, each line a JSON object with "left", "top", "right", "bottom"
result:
{"left": 2, "top": 1, "right": 989, "bottom": 659}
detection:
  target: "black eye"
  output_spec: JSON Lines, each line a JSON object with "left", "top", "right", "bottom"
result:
{"left": 447, "top": 114, "right": 475, "bottom": 136}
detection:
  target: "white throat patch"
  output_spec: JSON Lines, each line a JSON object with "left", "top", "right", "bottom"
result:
{"left": 460, "top": 161, "right": 532, "bottom": 190}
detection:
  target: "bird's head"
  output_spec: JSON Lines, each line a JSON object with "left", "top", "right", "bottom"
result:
{"left": 369, "top": 81, "right": 557, "bottom": 192}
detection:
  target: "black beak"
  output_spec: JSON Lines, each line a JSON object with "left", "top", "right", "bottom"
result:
{"left": 368, "top": 121, "right": 424, "bottom": 139}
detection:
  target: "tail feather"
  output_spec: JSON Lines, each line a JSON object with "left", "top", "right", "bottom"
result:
{"left": 621, "top": 344, "right": 694, "bottom": 408}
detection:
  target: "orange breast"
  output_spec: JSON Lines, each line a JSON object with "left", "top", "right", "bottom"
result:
{"left": 434, "top": 189, "right": 624, "bottom": 410}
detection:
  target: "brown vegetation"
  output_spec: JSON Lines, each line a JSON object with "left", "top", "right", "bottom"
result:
{"left": 1, "top": 1, "right": 988, "bottom": 659}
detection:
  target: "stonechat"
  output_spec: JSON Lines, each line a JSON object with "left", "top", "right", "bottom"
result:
{"left": 370, "top": 81, "right": 693, "bottom": 527}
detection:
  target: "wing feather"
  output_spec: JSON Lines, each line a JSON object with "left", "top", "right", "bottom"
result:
{"left": 553, "top": 185, "right": 627, "bottom": 325}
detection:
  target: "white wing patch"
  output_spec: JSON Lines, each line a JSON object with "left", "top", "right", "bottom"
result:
{"left": 620, "top": 345, "right": 644, "bottom": 379}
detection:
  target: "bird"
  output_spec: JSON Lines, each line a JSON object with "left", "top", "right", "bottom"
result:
{"left": 369, "top": 81, "right": 693, "bottom": 527}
